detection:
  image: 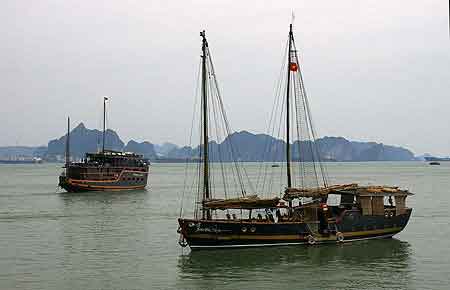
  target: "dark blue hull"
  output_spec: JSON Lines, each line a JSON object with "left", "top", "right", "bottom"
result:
{"left": 178, "top": 208, "right": 412, "bottom": 249}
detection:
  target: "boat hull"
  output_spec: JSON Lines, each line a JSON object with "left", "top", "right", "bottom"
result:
{"left": 59, "top": 170, "right": 148, "bottom": 192}
{"left": 178, "top": 208, "right": 412, "bottom": 249}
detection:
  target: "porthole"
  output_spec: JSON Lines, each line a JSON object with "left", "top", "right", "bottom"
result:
{"left": 241, "top": 227, "right": 247, "bottom": 233}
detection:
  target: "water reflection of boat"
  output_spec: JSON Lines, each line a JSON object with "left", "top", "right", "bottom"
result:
{"left": 177, "top": 239, "right": 412, "bottom": 289}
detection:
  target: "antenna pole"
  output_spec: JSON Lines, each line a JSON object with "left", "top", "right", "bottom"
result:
{"left": 200, "top": 30, "right": 210, "bottom": 219}
{"left": 286, "top": 24, "right": 293, "bottom": 188}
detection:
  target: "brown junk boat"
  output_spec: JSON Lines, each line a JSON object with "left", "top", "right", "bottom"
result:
{"left": 177, "top": 25, "right": 412, "bottom": 249}
{"left": 59, "top": 150, "right": 149, "bottom": 192}
{"left": 58, "top": 98, "right": 149, "bottom": 192}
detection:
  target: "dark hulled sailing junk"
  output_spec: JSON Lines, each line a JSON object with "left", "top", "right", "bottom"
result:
{"left": 177, "top": 25, "right": 412, "bottom": 249}
{"left": 58, "top": 97, "right": 149, "bottom": 192}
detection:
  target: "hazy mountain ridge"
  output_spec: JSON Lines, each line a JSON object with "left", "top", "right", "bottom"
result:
{"left": 2, "top": 124, "right": 416, "bottom": 162}
{"left": 166, "top": 131, "right": 415, "bottom": 162}
{"left": 123, "top": 140, "right": 157, "bottom": 159}
{"left": 47, "top": 123, "right": 124, "bottom": 160}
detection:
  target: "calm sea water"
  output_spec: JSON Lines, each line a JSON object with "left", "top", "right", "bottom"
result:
{"left": 0, "top": 162, "right": 449, "bottom": 290}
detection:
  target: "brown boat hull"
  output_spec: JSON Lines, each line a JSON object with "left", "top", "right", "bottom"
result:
{"left": 59, "top": 170, "right": 148, "bottom": 192}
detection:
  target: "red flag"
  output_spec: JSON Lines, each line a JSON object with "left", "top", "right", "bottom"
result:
{"left": 289, "top": 62, "right": 298, "bottom": 72}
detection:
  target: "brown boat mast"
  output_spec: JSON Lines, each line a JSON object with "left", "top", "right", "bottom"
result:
{"left": 200, "top": 31, "right": 211, "bottom": 220}
{"left": 286, "top": 24, "right": 293, "bottom": 189}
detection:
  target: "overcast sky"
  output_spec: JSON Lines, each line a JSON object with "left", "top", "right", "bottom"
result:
{"left": 1, "top": 0, "right": 449, "bottom": 155}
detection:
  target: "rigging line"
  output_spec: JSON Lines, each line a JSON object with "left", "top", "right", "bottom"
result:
{"left": 207, "top": 48, "right": 250, "bottom": 196}
{"left": 207, "top": 63, "right": 222, "bottom": 200}
{"left": 300, "top": 73, "right": 320, "bottom": 188}
{"left": 206, "top": 49, "right": 241, "bottom": 196}
{"left": 217, "top": 95, "right": 247, "bottom": 196}
{"left": 292, "top": 52, "right": 308, "bottom": 189}
{"left": 261, "top": 56, "right": 287, "bottom": 195}
{"left": 207, "top": 62, "right": 220, "bottom": 200}
{"left": 291, "top": 43, "right": 328, "bottom": 187}
{"left": 196, "top": 58, "right": 208, "bottom": 217}
{"left": 260, "top": 41, "right": 289, "bottom": 195}
{"left": 193, "top": 97, "right": 203, "bottom": 219}
{"left": 293, "top": 44, "right": 321, "bottom": 188}
{"left": 292, "top": 63, "right": 305, "bottom": 189}
{"left": 207, "top": 69, "right": 215, "bottom": 199}
{"left": 180, "top": 58, "right": 202, "bottom": 218}
{"left": 211, "top": 83, "right": 229, "bottom": 200}
{"left": 260, "top": 52, "right": 288, "bottom": 195}
{"left": 297, "top": 81, "right": 307, "bottom": 188}
{"left": 269, "top": 78, "right": 287, "bottom": 196}
{"left": 207, "top": 60, "right": 226, "bottom": 198}
{"left": 215, "top": 81, "right": 238, "bottom": 197}
{"left": 303, "top": 82, "right": 329, "bottom": 187}
{"left": 256, "top": 39, "right": 289, "bottom": 192}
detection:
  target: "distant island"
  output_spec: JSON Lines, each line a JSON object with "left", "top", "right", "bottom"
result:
{"left": 0, "top": 122, "right": 421, "bottom": 162}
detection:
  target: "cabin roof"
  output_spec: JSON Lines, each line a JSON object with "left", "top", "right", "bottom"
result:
{"left": 283, "top": 184, "right": 413, "bottom": 200}
{"left": 85, "top": 150, "right": 144, "bottom": 159}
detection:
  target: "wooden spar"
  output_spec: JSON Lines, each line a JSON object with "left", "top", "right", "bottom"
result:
{"left": 286, "top": 24, "right": 293, "bottom": 189}
{"left": 200, "top": 30, "right": 210, "bottom": 219}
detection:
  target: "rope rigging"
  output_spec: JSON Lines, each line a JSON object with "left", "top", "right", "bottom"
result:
{"left": 180, "top": 31, "right": 255, "bottom": 219}
{"left": 256, "top": 23, "right": 329, "bottom": 198}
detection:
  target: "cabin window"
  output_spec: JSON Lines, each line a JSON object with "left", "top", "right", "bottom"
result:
{"left": 327, "top": 194, "right": 340, "bottom": 206}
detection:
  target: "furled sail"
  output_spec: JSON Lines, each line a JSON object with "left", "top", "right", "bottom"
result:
{"left": 202, "top": 195, "right": 280, "bottom": 210}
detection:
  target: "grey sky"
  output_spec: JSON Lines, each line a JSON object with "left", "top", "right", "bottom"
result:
{"left": 1, "top": 0, "right": 449, "bottom": 155}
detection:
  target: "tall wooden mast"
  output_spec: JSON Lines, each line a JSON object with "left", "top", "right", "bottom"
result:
{"left": 102, "top": 97, "right": 107, "bottom": 153}
{"left": 200, "top": 30, "right": 210, "bottom": 218}
{"left": 286, "top": 24, "right": 293, "bottom": 188}
{"left": 65, "top": 116, "right": 70, "bottom": 166}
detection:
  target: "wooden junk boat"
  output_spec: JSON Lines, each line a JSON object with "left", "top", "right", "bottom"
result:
{"left": 177, "top": 26, "right": 412, "bottom": 249}
{"left": 58, "top": 98, "right": 149, "bottom": 192}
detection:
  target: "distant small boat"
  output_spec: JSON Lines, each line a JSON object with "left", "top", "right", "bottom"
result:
{"left": 271, "top": 164, "right": 280, "bottom": 168}
{"left": 0, "top": 157, "right": 43, "bottom": 164}
{"left": 429, "top": 161, "right": 440, "bottom": 165}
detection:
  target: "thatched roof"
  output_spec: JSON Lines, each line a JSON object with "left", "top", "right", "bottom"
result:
{"left": 283, "top": 184, "right": 413, "bottom": 200}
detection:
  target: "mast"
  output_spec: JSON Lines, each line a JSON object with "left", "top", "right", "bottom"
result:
{"left": 65, "top": 116, "right": 70, "bottom": 166}
{"left": 286, "top": 24, "right": 293, "bottom": 188}
{"left": 200, "top": 30, "right": 210, "bottom": 219}
{"left": 102, "top": 96, "right": 108, "bottom": 153}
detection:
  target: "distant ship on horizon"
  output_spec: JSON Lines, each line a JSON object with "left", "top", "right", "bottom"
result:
{"left": 0, "top": 156, "right": 43, "bottom": 164}
{"left": 58, "top": 97, "right": 149, "bottom": 192}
